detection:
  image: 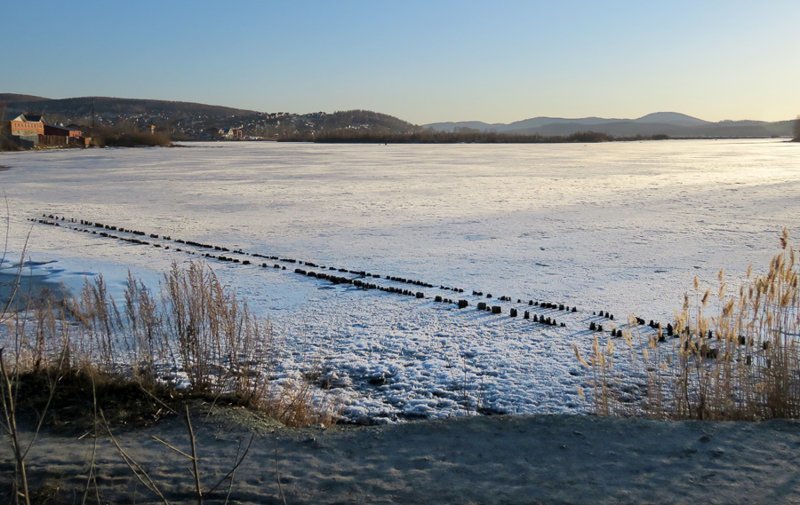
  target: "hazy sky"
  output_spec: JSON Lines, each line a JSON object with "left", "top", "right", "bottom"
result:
{"left": 5, "top": 0, "right": 799, "bottom": 124}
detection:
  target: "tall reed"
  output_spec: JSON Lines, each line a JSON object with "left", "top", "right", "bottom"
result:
{"left": 0, "top": 261, "right": 333, "bottom": 424}
{"left": 161, "top": 261, "right": 273, "bottom": 400}
{"left": 578, "top": 229, "right": 800, "bottom": 420}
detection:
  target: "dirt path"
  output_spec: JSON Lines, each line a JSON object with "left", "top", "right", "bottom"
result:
{"left": 3, "top": 411, "right": 799, "bottom": 504}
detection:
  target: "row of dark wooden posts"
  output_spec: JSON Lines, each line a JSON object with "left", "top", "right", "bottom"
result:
{"left": 35, "top": 214, "right": 668, "bottom": 338}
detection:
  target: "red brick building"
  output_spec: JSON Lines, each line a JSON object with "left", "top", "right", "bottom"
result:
{"left": 9, "top": 114, "right": 84, "bottom": 146}
{"left": 9, "top": 113, "right": 46, "bottom": 136}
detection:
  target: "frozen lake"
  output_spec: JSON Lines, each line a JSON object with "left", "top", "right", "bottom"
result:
{"left": 1, "top": 139, "right": 799, "bottom": 421}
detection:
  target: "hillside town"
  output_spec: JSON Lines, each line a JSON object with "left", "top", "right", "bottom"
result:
{"left": 1, "top": 98, "right": 415, "bottom": 148}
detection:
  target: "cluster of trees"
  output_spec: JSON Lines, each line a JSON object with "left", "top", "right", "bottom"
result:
{"left": 0, "top": 137, "right": 17, "bottom": 151}
{"left": 91, "top": 127, "right": 172, "bottom": 147}
{"left": 0, "top": 105, "right": 20, "bottom": 151}
{"left": 794, "top": 116, "right": 800, "bottom": 142}
{"left": 279, "top": 128, "right": 670, "bottom": 144}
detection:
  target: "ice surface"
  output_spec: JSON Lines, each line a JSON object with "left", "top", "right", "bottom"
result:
{"left": 1, "top": 139, "right": 799, "bottom": 421}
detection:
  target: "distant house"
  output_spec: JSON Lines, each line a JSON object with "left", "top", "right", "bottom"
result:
{"left": 9, "top": 113, "right": 85, "bottom": 147}
{"left": 219, "top": 126, "right": 244, "bottom": 140}
{"left": 9, "top": 113, "right": 46, "bottom": 136}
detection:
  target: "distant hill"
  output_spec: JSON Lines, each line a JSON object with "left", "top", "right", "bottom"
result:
{"left": 0, "top": 94, "right": 416, "bottom": 140}
{"left": 3, "top": 96, "right": 258, "bottom": 118}
{"left": 425, "top": 112, "right": 793, "bottom": 138}
{"left": 0, "top": 95, "right": 264, "bottom": 139}
{"left": 422, "top": 120, "right": 506, "bottom": 132}
{"left": 634, "top": 112, "right": 707, "bottom": 126}
{"left": 0, "top": 93, "right": 51, "bottom": 104}
{"left": 303, "top": 109, "right": 417, "bottom": 133}
{"left": 1, "top": 93, "right": 793, "bottom": 140}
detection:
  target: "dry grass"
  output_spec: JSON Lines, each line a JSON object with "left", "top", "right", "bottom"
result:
{"left": 1, "top": 260, "right": 337, "bottom": 428}
{"left": 0, "top": 203, "right": 336, "bottom": 503}
{"left": 578, "top": 229, "right": 800, "bottom": 420}
{"left": 1, "top": 259, "right": 336, "bottom": 503}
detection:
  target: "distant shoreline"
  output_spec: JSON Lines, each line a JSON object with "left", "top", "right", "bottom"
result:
{"left": 2, "top": 137, "right": 790, "bottom": 155}
{"left": 279, "top": 134, "right": 790, "bottom": 144}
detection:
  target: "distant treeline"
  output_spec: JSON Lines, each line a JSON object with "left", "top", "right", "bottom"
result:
{"left": 91, "top": 129, "right": 172, "bottom": 147}
{"left": 279, "top": 129, "right": 670, "bottom": 144}
{"left": 0, "top": 113, "right": 19, "bottom": 151}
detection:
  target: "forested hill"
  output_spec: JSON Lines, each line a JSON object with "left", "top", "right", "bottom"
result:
{"left": 0, "top": 94, "right": 417, "bottom": 140}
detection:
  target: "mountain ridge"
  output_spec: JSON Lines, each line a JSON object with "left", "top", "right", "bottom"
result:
{"left": 424, "top": 112, "right": 792, "bottom": 138}
{"left": 1, "top": 93, "right": 793, "bottom": 139}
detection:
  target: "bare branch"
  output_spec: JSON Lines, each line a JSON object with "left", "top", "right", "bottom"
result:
{"left": 205, "top": 432, "right": 255, "bottom": 495}
{"left": 184, "top": 404, "right": 203, "bottom": 505}
{"left": 101, "top": 410, "right": 170, "bottom": 505}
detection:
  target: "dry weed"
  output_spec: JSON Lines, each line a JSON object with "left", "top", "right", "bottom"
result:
{"left": 578, "top": 229, "right": 800, "bottom": 420}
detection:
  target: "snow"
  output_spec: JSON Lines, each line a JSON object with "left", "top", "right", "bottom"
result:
{"left": 1, "top": 139, "right": 799, "bottom": 422}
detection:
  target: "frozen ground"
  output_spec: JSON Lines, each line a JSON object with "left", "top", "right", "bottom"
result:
{"left": 1, "top": 139, "right": 799, "bottom": 422}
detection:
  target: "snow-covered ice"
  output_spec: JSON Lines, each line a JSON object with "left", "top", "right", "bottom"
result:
{"left": 1, "top": 139, "right": 799, "bottom": 422}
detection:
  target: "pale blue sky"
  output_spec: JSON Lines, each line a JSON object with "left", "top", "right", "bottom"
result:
{"left": 4, "top": 0, "right": 799, "bottom": 124}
